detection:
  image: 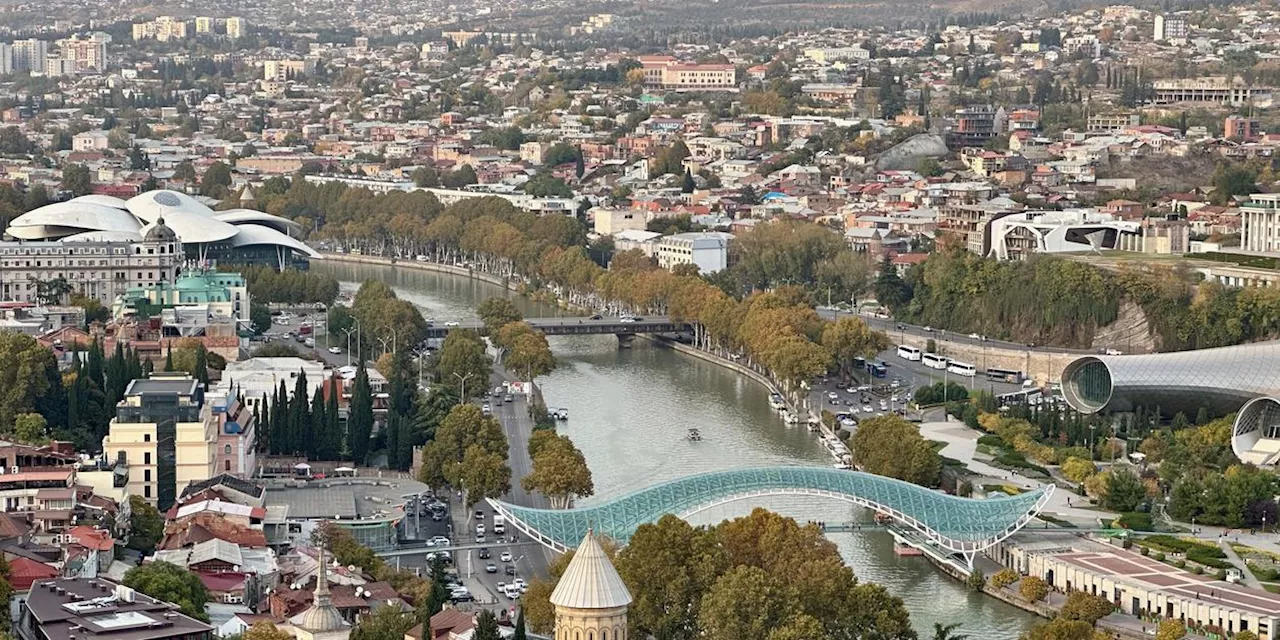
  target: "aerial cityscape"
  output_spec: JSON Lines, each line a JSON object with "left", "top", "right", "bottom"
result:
{"left": 2, "top": 0, "right": 1280, "bottom": 639}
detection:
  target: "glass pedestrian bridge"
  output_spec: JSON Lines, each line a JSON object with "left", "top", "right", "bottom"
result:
{"left": 489, "top": 466, "right": 1053, "bottom": 567}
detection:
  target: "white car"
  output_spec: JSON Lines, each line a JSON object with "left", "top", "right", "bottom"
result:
{"left": 827, "top": 392, "right": 839, "bottom": 401}
{"left": 328, "top": 346, "right": 342, "bottom": 354}
{"left": 513, "top": 578, "right": 527, "bottom": 591}
{"left": 862, "top": 405, "right": 874, "bottom": 414}
{"left": 444, "top": 321, "right": 460, "bottom": 327}
{"left": 504, "top": 586, "right": 521, "bottom": 600}
{"left": 499, "top": 551, "right": 513, "bottom": 562}
{"left": 619, "top": 316, "right": 636, "bottom": 323}
{"left": 427, "top": 536, "right": 451, "bottom": 547}
{"left": 476, "top": 524, "right": 485, "bottom": 535}
{"left": 968, "top": 333, "right": 980, "bottom": 339}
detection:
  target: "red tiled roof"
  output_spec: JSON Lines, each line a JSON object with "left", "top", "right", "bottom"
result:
{"left": 197, "top": 571, "right": 248, "bottom": 593}
{"left": 160, "top": 512, "right": 267, "bottom": 549}
{"left": 66, "top": 526, "right": 114, "bottom": 551}
{"left": 8, "top": 558, "right": 58, "bottom": 590}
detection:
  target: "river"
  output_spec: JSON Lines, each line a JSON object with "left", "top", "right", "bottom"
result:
{"left": 314, "top": 260, "right": 1039, "bottom": 637}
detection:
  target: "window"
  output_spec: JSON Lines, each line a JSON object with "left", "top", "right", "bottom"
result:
{"left": 144, "top": 469, "right": 150, "bottom": 482}
{"left": 225, "top": 460, "right": 232, "bottom": 471}
{"left": 144, "top": 452, "right": 151, "bottom": 464}
{"left": 224, "top": 444, "right": 232, "bottom": 455}
{"left": 144, "top": 434, "right": 151, "bottom": 442}
{"left": 144, "top": 485, "right": 151, "bottom": 498}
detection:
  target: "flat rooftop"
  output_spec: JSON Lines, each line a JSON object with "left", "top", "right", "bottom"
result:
{"left": 124, "top": 378, "right": 198, "bottom": 396}
{"left": 263, "top": 477, "right": 429, "bottom": 520}
{"left": 25, "top": 578, "right": 212, "bottom": 640}
{"left": 1055, "top": 550, "right": 1280, "bottom": 618}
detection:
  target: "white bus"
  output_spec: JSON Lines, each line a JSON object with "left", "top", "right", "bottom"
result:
{"left": 947, "top": 361, "right": 977, "bottom": 377}
{"left": 922, "top": 353, "right": 950, "bottom": 370}
{"left": 896, "top": 345, "right": 922, "bottom": 361}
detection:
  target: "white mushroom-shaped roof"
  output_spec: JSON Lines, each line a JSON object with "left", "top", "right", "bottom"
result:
{"left": 227, "top": 224, "right": 321, "bottom": 257}
{"left": 60, "top": 230, "right": 145, "bottom": 243}
{"left": 549, "top": 529, "right": 632, "bottom": 610}
{"left": 138, "top": 210, "right": 238, "bottom": 243}
{"left": 125, "top": 189, "right": 216, "bottom": 222}
{"left": 69, "top": 194, "right": 130, "bottom": 209}
{"left": 8, "top": 202, "right": 143, "bottom": 236}
{"left": 213, "top": 208, "right": 303, "bottom": 235}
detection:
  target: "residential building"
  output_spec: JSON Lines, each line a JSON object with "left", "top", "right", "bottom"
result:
{"left": 0, "top": 227, "right": 183, "bottom": 305}
{"left": 656, "top": 231, "right": 734, "bottom": 274}
{"left": 101, "top": 374, "right": 217, "bottom": 510}
{"left": 1225, "top": 115, "right": 1261, "bottom": 141}
{"left": 803, "top": 47, "right": 870, "bottom": 63}
{"left": 225, "top": 17, "right": 245, "bottom": 38}
{"left": 947, "top": 105, "right": 1006, "bottom": 147}
{"left": 132, "top": 17, "right": 188, "bottom": 41}
{"left": 638, "top": 56, "right": 735, "bottom": 90}
{"left": 940, "top": 198, "right": 1023, "bottom": 255}
{"left": 11, "top": 40, "right": 48, "bottom": 72}
{"left": 1154, "top": 14, "right": 1189, "bottom": 42}
{"left": 263, "top": 59, "right": 316, "bottom": 81}
{"left": 613, "top": 229, "right": 663, "bottom": 257}
{"left": 16, "top": 579, "right": 213, "bottom": 640}
{"left": 59, "top": 36, "right": 106, "bottom": 70}
{"left": 43, "top": 57, "right": 77, "bottom": 77}
{"left": 1152, "top": 77, "right": 1270, "bottom": 106}
{"left": 591, "top": 208, "right": 649, "bottom": 236}
{"left": 72, "top": 130, "right": 109, "bottom": 151}
{"left": 195, "top": 17, "right": 213, "bottom": 34}
{"left": 112, "top": 267, "right": 249, "bottom": 329}
{"left": 1241, "top": 193, "right": 1280, "bottom": 253}
{"left": 0, "top": 44, "right": 12, "bottom": 75}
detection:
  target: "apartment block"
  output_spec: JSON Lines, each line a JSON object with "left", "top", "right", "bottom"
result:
{"left": 226, "top": 17, "right": 245, "bottom": 38}
{"left": 11, "top": 39, "right": 48, "bottom": 72}
{"left": 638, "top": 56, "right": 736, "bottom": 90}
{"left": 1154, "top": 14, "right": 1189, "bottom": 42}
{"left": 1152, "top": 77, "right": 1270, "bottom": 106}
{"left": 656, "top": 232, "right": 735, "bottom": 274}
{"left": 195, "top": 17, "right": 213, "bottom": 34}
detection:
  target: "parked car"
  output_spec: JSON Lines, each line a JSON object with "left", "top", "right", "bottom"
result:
{"left": 328, "top": 346, "right": 342, "bottom": 354}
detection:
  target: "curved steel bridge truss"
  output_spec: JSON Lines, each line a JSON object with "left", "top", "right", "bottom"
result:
{"left": 489, "top": 466, "right": 1053, "bottom": 567}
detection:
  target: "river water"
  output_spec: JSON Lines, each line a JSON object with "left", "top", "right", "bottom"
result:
{"left": 314, "top": 261, "right": 1039, "bottom": 637}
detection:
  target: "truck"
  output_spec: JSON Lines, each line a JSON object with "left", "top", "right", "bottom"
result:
{"left": 492, "top": 514, "right": 506, "bottom": 535}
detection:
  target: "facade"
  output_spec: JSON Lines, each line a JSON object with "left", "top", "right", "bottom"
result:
{"left": 987, "top": 210, "right": 1186, "bottom": 261}
{"left": 1087, "top": 112, "right": 1141, "bottom": 132}
{"left": 0, "top": 228, "right": 182, "bottom": 305}
{"left": 11, "top": 40, "right": 48, "bottom": 72}
{"left": 1240, "top": 193, "right": 1280, "bottom": 253}
{"left": 101, "top": 375, "right": 216, "bottom": 509}
{"left": 1226, "top": 115, "right": 1261, "bottom": 141}
{"left": 1151, "top": 77, "right": 1270, "bottom": 106}
{"left": 226, "top": 17, "right": 245, "bottom": 38}
{"left": 947, "top": 106, "right": 1006, "bottom": 147}
{"left": 17, "top": 579, "right": 212, "bottom": 640}
{"left": 195, "top": 17, "right": 212, "bottom": 33}
{"left": 592, "top": 208, "right": 648, "bottom": 236}
{"left": 940, "top": 199, "right": 1023, "bottom": 256}
{"left": 113, "top": 267, "right": 250, "bottom": 327}
{"left": 1154, "top": 15, "right": 1189, "bottom": 41}
{"left": 802, "top": 47, "right": 870, "bottom": 63}
{"left": 638, "top": 56, "right": 735, "bottom": 90}
{"left": 656, "top": 231, "right": 733, "bottom": 274}
{"left": 551, "top": 530, "right": 632, "bottom": 640}
{"left": 58, "top": 36, "right": 106, "bottom": 70}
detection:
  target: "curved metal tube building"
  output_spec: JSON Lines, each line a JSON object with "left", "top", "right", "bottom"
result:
{"left": 1061, "top": 343, "right": 1280, "bottom": 466}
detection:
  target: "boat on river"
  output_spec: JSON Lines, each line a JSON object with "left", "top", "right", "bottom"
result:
{"left": 768, "top": 394, "right": 786, "bottom": 410}
{"left": 553, "top": 408, "right": 569, "bottom": 421}
{"left": 686, "top": 428, "right": 702, "bottom": 442}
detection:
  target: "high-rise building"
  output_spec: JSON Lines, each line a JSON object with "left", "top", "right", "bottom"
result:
{"left": 42, "top": 56, "right": 77, "bottom": 77}
{"left": 58, "top": 35, "right": 107, "bottom": 71}
{"left": 195, "top": 17, "right": 213, "bottom": 33}
{"left": 11, "top": 39, "right": 48, "bottom": 72}
{"left": 0, "top": 44, "right": 12, "bottom": 75}
{"left": 102, "top": 374, "right": 217, "bottom": 510}
{"left": 225, "top": 17, "right": 245, "bottom": 38}
{"left": 1154, "top": 15, "right": 1189, "bottom": 42}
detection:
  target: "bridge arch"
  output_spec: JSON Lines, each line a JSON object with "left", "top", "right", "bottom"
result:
{"left": 489, "top": 466, "right": 1052, "bottom": 565}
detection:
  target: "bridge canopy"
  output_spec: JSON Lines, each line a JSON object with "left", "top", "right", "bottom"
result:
{"left": 489, "top": 466, "right": 1052, "bottom": 557}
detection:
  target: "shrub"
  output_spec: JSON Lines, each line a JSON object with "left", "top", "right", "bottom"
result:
{"left": 991, "top": 569, "right": 1019, "bottom": 589}
{"left": 1155, "top": 552, "right": 1166, "bottom": 561}
{"left": 966, "top": 568, "right": 986, "bottom": 592}
{"left": 1118, "top": 512, "right": 1155, "bottom": 531}
{"left": 1019, "top": 576, "right": 1049, "bottom": 602}
{"left": 977, "top": 434, "right": 1005, "bottom": 448}
{"left": 1059, "top": 591, "right": 1114, "bottom": 624}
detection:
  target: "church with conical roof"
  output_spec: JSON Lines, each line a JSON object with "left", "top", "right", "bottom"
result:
{"left": 550, "top": 530, "right": 632, "bottom": 640}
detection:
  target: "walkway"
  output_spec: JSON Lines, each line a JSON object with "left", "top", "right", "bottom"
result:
{"left": 1219, "top": 541, "right": 1263, "bottom": 589}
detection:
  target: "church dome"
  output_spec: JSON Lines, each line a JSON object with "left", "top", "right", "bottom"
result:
{"left": 143, "top": 216, "right": 178, "bottom": 243}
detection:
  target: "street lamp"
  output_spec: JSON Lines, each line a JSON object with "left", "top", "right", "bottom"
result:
{"left": 342, "top": 327, "right": 356, "bottom": 366}
{"left": 453, "top": 371, "right": 475, "bottom": 403}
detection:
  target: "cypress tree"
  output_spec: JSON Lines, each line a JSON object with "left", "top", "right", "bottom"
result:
{"left": 349, "top": 364, "right": 374, "bottom": 465}
{"left": 193, "top": 344, "right": 209, "bottom": 386}
{"left": 322, "top": 380, "right": 340, "bottom": 461}
{"left": 258, "top": 394, "right": 270, "bottom": 453}
{"left": 513, "top": 609, "right": 527, "bottom": 640}
{"left": 87, "top": 339, "right": 104, "bottom": 390}
{"left": 289, "top": 370, "right": 310, "bottom": 455}
{"left": 309, "top": 383, "right": 325, "bottom": 459}
{"left": 272, "top": 380, "right": 288, "bottom": 455}
{"left": 164, "top": 344, "right": 173, "bottom": 372}
{"left": 386, "top": 413, "right": 401, "bottom": 471}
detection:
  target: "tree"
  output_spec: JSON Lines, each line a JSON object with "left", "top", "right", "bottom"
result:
{"left": 851, "top": 415, "right": 941, "bottom": 486}
{"left": 418, "top": 404, "right": 508, "bottom": 495}
{"left": 243, "top": 622, "right": 292, "bottom": 640}
{"left": 412, "top": 166, "right": 440, "bottom": 188}
{"left": 874, "top": 255, "right": 911, "bottom": 312}
{"left": 1210, "top": 163, "right": 1257, "bottom": 205}
{"left": 991, "top": 569, "right": 1019, "bottom": 589}
{"left": 127, "top": 495, "right": 164, "bottom": 552}
{"left": 505, "top": 332, "right": 556, "bottom": 383}
{"left": 61, "top": 163, "right": 92, "bottom": 196}
{"left": 1059, "top": 591, "right": 1113, "bottom": 624}
{"left": 122, "top": 561, "right": 211, "bottom": 622}
{"left": 1155, "top": 620, "right": 1186, "bottom": 640}
{"left": 313, "top": 521, "right": 384, "bottom": 575}
{"left": 934, "top": 623, "right": 970, "bottom": 640}
{"left": 513, "top": 608, "right": 527, "bottom": 640}
{"left": 442, "top": 164, "right": 477, "bottom": 189}
{"left": 193, "top": 343, "right": 209, "bottom": 386}
{"left": 1019, "top": 618, "right": 1098, "bottom": 640}
{"left": 1103, "top": 467, "right": 1145, "bottom": 512}
{"left": 1061, "top": 457, "right": 1096, "bottom": 483}
{"left": 348, "top": 364, "right": 375, "bottom": 463}
{"left": 698, "top": 566, "right": 793, "bottom": 640}
{"left": 250, "top": 302, "right": 271, "bottom": 335}
{"left": 350, "top": 605, "right": 415, "bottom": 640}
{"left": 199, "top": 161, "right": 233, "bottom": 198}
{"left": 1019, "top": 576, "right": 1049, "bottom": 602}
{"left": 473, "top": 610, "right": 501, "bottom": 640}
{"left": 12, "top": 413, "right": 48, "bottom": 445}
{"left": 681, "top": 169, "right": 696, "bottom": 193}
{"left": 965, "top": 568, "right": 985, "bottom": 591}
{"left": 0, "top": 332, "right": 60, "bottom": 433}
{"left": 477, "top": 297, "right": 523, "bottom": 335}
{"left": 456, "top": 444, "right": 511, "bottom": 506}
{"left": 821, "top": 316, "right": 889, "bottom": 382}
{"left": 917, "top": 157, "right": 944, "bottom": 177}
{"left": 435, "top": 330, "right": 491, "bottom": 399}
{"left": 522, "top": 433, "right": 593, "bottom": 508}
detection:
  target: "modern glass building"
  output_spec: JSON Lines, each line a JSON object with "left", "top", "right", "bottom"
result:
{"left": 1061, "top": 342, "right": 1280, "bottom": 466}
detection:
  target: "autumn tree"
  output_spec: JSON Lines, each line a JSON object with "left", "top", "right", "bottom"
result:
{"left": 1019, "top": 576, "right": 1049, "bottom": 602}
{"left": 244, "top": 622, "right": 292, "bottom": 640}
{"left": 1058, "top": 591, "right": 1113, "bottom": 625}
{"left": 435, "top": 330, "right": 491, "bottom": 399}
{"left": 477, "top": 297, "right": 523, "bottom": 335}
{"left": 505, "top": 331, "right": 556, "bottom": 383}
{"left": 821, "top": 316, "right": 889, "bottom": 382}
{"left": 522, "top": 432, "right": 593, "bottom": 509}
{"left": 851, "top": 415, "right": 941, "bottom": 486}
{"left": 350, "top": 605, "right": 415, "bottom": 640}
{"left": 418, "top": 404, "right": 509, "bottom": 505}
{"left": 1155, "top": 619, "right": 1186, "bottom": 640}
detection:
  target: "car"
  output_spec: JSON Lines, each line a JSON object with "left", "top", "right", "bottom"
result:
{"left": 428, "top": 536, "right": 451, "bottom": 547}
{"left": 890, "top": 379, "right": 901, "bottom": 389}
{"left": 504, "top": 564, "right": 516, "bottom": 576}
{"left": 513, "top": 578, "right": 527, "bottom": 591}
{"left": 632, "top": 316, "right": 644, "bottom": 321}
{"left": 504, "top": 586, "right": 521, "bottom": 600}
{"left": 856, "top": 386, "right": 870, "bottom": 392}
{"left": 497, "top": 582, "right": 506, "bottom": 591}
{"left": 846, "top": 387, "right": 857, "bottom": 394}
{"left": 844, "top": 399, "right": 855, "bottom": 406}
{"left": 476, "top": 524, "right": 485, "bottom": 534}
{"left": 840, "top": 417, "right": 856, "bottom": 427}
{"left": 923, "top": 326, "right": 935, "bottom": 332}
{"left": 328, "top": 346, "right": 342, "bottom": 354}
{"left": 619, "top": 316, "right": 635, "bottom": 323}
{"left": 896, "top": 323, "right": 907, "bottom": 330}
{"left": 475, "top": 510, "right": 485, "bottom": 520}
{"left": 444, "top": 321, "right": 460, "bottom": 327}
{"left": 827, "top": 392, "right": 839, "bottom": 401}
{"left": 968, "top": 332, "right": 981, "bottom": 339}
{"left": 589, "top": 314, "right": 602, "bottom": 320}
{"left": 862, "top": 405, "right": 874, "bottom": 414}
{"left": 478, "top": 547, "right": 491, "bottom": 559}
{"left": 450, "top": 592, "right": 475, "bottom": 603}
{"left": 499, "top": 552, "right": 513, "bottom": 562}
{"left": 475, "top": 534, "right": 485, "bottom": 543}
{"left": 431, "top": 512, "right": 444, "bottom": 521}
{"left": 504, "top": 394, "right": 513, "bottom": 402}
{"left": 879, "top": 400, "right": 888, "bottom": 410}
{"left": 1105, "top": 349, "right": 1123, "bottom": 356}
{"left": 485, "top": 563, "right": 498, "bottom": 573}
{"left": 304, "top": 338, "right": 315, "bottom": 348}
